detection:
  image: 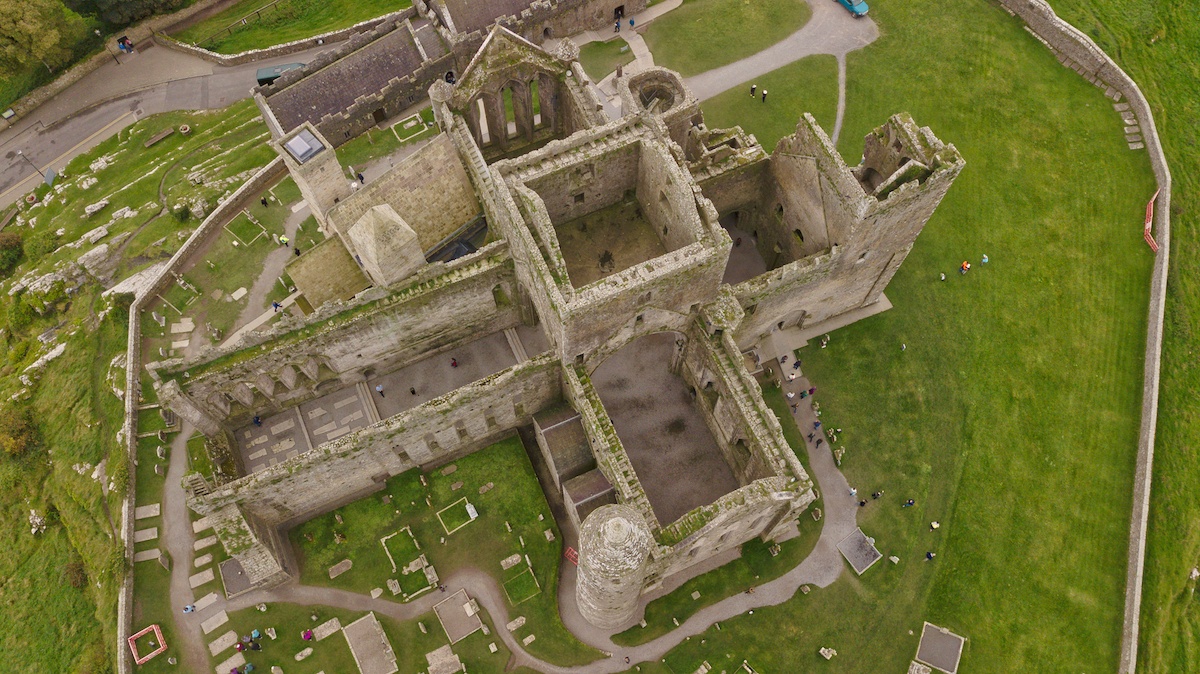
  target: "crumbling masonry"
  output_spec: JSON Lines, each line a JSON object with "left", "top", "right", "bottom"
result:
{"left": 152, "top": 26, "right": 962, "bottom": 627}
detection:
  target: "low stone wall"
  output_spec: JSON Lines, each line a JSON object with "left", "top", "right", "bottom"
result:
{"left": 152, "top": 9, "right": 410, "bottom": 67}
{"left": 996, "top": 2, "right": 1171, "bottom": 672}
{"left": 115, "top": 155, "right": 284, "bottom": 674}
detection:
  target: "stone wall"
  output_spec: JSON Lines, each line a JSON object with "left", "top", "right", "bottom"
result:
{"left": 191, "top": 353, "right": 562, "bottom": 526}
{"left": 992, "top": 2, "right": 1171, "bottom": 672}
{"left": 153, "top": 10, "right": 407, "bottom": 67}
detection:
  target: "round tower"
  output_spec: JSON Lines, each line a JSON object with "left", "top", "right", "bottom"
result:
{"left": 575, "top": 504, "right": 654, "bottom": 629}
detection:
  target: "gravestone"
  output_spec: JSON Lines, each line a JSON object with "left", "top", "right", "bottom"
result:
{"left": 328, "top": 559, "right": 352, "bottom": 578}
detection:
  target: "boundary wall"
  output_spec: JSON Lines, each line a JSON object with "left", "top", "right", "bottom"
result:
{"left": 996, "top": 2, "right": 1171, "bottom": 672}
{"left": 116, "top": 156, "right": 285, "bottom": 674}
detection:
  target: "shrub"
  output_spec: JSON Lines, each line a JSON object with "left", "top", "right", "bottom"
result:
{"left": 0, "top": 403, "right": 36, "bottom": 456}
{"left": 0, "top": 231, "right": 21, "bottom": 275}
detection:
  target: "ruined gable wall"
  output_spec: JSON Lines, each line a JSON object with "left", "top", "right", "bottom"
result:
{"left": 525, "top": 142, "right": 639, "bottom": 224}
{"left": 328, "top": 134, "right": 481, "bottom": 253}
{"left": 637, "top": 140, "right": 704, "bottom": 251}
{"left": 194, "top": 354, "right": 562, "bottom": 526}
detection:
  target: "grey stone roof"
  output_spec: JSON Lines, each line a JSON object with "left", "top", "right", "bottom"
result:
{"left": 441, "top": 0, "right": 538, "bottom": 33}
{"left": 413, "top": 20, "right": 448, "bottom": 59}
{"left": 267, "top": 22, "right": 426, "bottom": 132}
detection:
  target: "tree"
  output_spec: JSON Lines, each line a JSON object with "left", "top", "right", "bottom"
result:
{"left": 88, "top": 0, "right": 185, "bottom": 27}
{"left": 0, "top": 404, "right": 36, "bottom": 456}
{"left": 0, "top": 0, "right": 87, "bottom": 76}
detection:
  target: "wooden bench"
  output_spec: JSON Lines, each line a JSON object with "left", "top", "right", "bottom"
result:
{"left": 144, "top": 127, "right": 175, "bottom": 148}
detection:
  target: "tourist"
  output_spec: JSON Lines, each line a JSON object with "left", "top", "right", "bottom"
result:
{"left": 750, "top": 84, "right": 757, "bottom": 98}
{"left": 780, "top": 355, "right": 788, "bottom": 364}
{"left": 252, "top": 416, "right": 261, "bottom": 427}
{"left": 815, "top": 438, "right": 823, "bottom": 448}
{"left": 357, "top": 172, "right": 365, "bottom": 184}
{"left": 859, "top": 500, "right": 867, "bottom": 507}
{"left": 450, "top": 357, "right": 458, "bottom": 368}
{"left": 792, "top": 360, "right": 802, "bottom": 370}
{"left": 615, "top": 19, "right": 620, "bottom": 32}
{"left": 930, "top": 521, "right": 940, "bottom": 531}
{"left": 235, "top": 642, "right": 245, "bottom": 652}
{"left": 260, "top": 197, "right": 268, "bottom": 207}
{"left": 410, "top": 387, "right": 417, "bottom": 396}
{"left": 785, "top": 391, "right": 795, "bottom": 399}
{"left": 799, "top": 391, "right": 807, "bottom": 399}
{"left": 375, "top": 384, "right": 385, "bottom": 398}
{"left": 183, "top": 604, "right": 195, "bottom": 613}
{"left": 734, "top": 237, "right": 742, "bottom": 247}
{"left": 761, "top": 90, "right": 768, "bottom": 103}
{"left": 280, "top": 235, "right": 290, "bottom": 247}
{"left": 813, "top": 421, "right": 821, "bottom": 430}
{"left": 787, "top": 372, "right": 796, "bottom": 381}
{"left": 808, "top": 387, "right": 816, "bottom": 395}
{"left": 295, "top": 247, "right": 301, "bottom": 256}
{"left": 901, "top": 343, "right": 907, "bottom": 351}
{"left": 926, "top": 552, "right": 936, "bottom": 561}
{"left": 272, "top": 301, "right": 281, "bottom": 312}
{"left": 302, "top": 629, "right": 314, "bottom": 641}
{"left": 249, "top": 641, "right": 261, "bottom": 651}
{"left": 872, "top": 491, "right": 883, "bottom": 500}
{"left": 940, "top": 272, "right": 946, "bottom": 281}
{"left": 849, "top": 487, "right": 857, "bottom": 497}
{"left": 902, "top": 499, "right": 915, "bottom": 507}
{"left": 982, "top": 254, "right": 989, "bottom": 264}
{"left": 960, "top": 260, "right": 969, "bottom": 274}
{"left": 629, "top": 18, "right": 635, "bottom": 28}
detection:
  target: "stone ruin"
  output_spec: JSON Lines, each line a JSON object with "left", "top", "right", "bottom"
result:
{"left": 151, "top": 25, "right": 962, "bottom": 626}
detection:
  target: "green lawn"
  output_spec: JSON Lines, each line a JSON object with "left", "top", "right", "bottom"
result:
{"left": 172, "top": 0, "right": 411, "bottom": 54}
{"left": 701, "top": 54, "right": 838, "bottom": 152}
{"left": 667, "top": 0, "right": 1158, "bottom": 670}
{"left": 641, "top": 0, "right": 811, "bottom": 76}
{"left": 289, "top": 436, "right": 603, "bottom": 667}
{"left": 578, "top": 37, "right": 635, "bottom": 82}
{"left": 1041, "top": 1, "right": 1200, "bottom": 671}
{"left": 335, "top": 106, "right": 436, "bottom": 173}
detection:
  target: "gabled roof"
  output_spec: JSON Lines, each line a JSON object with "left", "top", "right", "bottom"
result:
{"left": 450, "top": 25, "right": 569, "bottom": 106}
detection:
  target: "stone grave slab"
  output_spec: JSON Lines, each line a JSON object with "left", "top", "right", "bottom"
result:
{"left": 215, "top": 652, "right": 245, "bottom": 674}
{"left": 230, "top": 287, "right": 248, "bottom": 301}
{"left": 133, "top": 527, "right": 158, "bottom": 543}
{"left": 387, "top": 578, "right": 401, "bottom": 595}
{"left": 208, "top": 630, "right": 238, "bottom": 655}
{"left": 425, "top": 645, "right": 464, "bottom": 674}
{"left": 506, "top": 616, "right": 525, "bottom": 632}
{"left": 193, "top": 516, "right": 212, "bottom": 533}
{"left": 328, "top": 559, "right": 352, "bottom": 578}
{"left": 194, "top": 535, "right": 218, "bottom": 551}
{"left": 133, "top": 549, "right": 161, "bottom": 563}
{"left": 295, "top": 647, "right": 313, "bottom": 661}
{"left": 501, "top": 553, "right": 522, "bottom": 570}
{"left": 543, "top": 528, "right": 555, "bottom": 541}
{"left": 134, "top": 504, "right": 160, "bottom": 519}
{"left": 371, "top": 587, "right": 383, "bottom": 599}
{"left": 194, "top": 553, "right": 213, "bottom": 568}
{"left": 200, "top": 610, "right": 228, "bottom": 634}
{"left": 195, "top": 592, "right": 220, "bottom": 611}
{"left": 522, "top": 634, "right": 536, "bottom": 646}
{"left": 313, "top": 617, "right": 341, "bottom": 641}
{"left": 189, "top": 568, "right": 215, "bottom": 589}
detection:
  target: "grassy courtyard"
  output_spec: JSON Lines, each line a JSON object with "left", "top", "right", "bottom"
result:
{"left": 641, "top": 0, "right": 811, "bottom": 76}
{"left": 289, "top": 435, "right": 603, "bottom": 667}
{"left": 1042, "top": 1, "right": 1200, "bottom": 670}
{"left": 172, "top": 0, "right": 410, "bottom": 53}
{"left": 666, "top": 0, "right": 1158, "bottom": 670}
{"left": 578, "top": 37, "right": 636, "bottom": 82}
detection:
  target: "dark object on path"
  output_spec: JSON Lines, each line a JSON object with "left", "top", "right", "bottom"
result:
{"left": 439, "top": 584, "right": 446, "bottom": 592}
{"left": 750, "top": 84, "right": 756, "bottom": 98}
{"left": 280, "top": 235, "right": 290, "bottom": 247}
{"left": 272, "top": 301, "right": 281, "bottom": 312}
{"left": 295, "top": 247, "right": 301, "bottom": 256}
{"left": 872, "top": 491, "right": 882, "bottom": 499}
{"left": 261, "top": 197, "right": 268, "bottom": 207}
{"left": 813, "top": 421, "right": 821, "bottom": 430}
{"left": 761, "top": 90, "right": 768, "bottom": 102}
{"left": 376, "top": 384, "right": 385, "bottom": 398}
{"left": 807, "top": 433, "right": 814, "bottom": 442}
{"left": 859, "top": 500, "right": 867, "bottom": 507}
{"left": 249, "top": 641, "right": 261, "bottom": 651}
{"left": 815, "top": 438, "right": 823, "bottom": 448}
{"left": 410, "top": 387, "right": 417, "bottom": 395}
{"left": 792, "top": 360, "right": 802, "bottom": 370}
{"left": 252, "top": 416, "right": 261, "bottom": 427}
{"left": 629, "top": 18, "right": 634, "bottom": 28}
{"left": 450, "top": 358, "right": 458, "bottom": 368}
{"left": 615, "top": 19, "right": 620, "bottom": 31}
{"left": 357, "top": 172, "right": 365, "bottom": 184}
{"left": 808, "top": 387, "right": 816, "bottom": 395}
{"left": 903, "top": 499, "right": 915, "bottom": 507}
{"left": 735, "top": 237, "right": 742, "bottom": 246}
{"left": 780, "top": 355, "right": 788, "bottom": 364}
{"left": 625, "top": 657, "right": 631, "bottom": 664}
{"left": 183, "top": 604, "right": 195, "bottom": 613}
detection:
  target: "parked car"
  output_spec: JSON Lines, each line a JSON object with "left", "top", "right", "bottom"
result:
{"left": 836, "top": 0, "right": 869, "bottom": 18}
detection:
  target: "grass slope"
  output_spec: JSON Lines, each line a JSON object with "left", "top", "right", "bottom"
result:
{"left": 172, "top": 0, "right": 410, "bottom": 54}
{"left": 701, "top": 54, "right": 838, "bottom": 152}
{"left": 641, "top": 0, "right": 811, "bottom": 77}
{"left": 671, "top": 0, "right": 1156, "bottom": 670}
{"left": 1043, "top": 1, "right": 1200, "bottom": 670}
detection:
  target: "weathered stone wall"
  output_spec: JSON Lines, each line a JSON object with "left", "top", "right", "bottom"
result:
{"left": 525, "top": 142, "right": 639, "bottom": 224}
{"left": 637, "top": 139, "right": 705, "bottom": 252}
{"left": 158, "top": 246, "right": 521, "bottom": 429}
{"left": 328, "top": 134, "right": 481, "bottom": 253}
{"left": 275, "top": 124, "right": 352, "bottom": 231}
{"left": 731, "top": 113, "right": 964, "bottom": 346}
{"left": 191, "top": 353, "right": 561, "bottom": 526}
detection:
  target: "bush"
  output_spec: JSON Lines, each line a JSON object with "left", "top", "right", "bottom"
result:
{"left": 0, "top": 231, "right": 21, "bottom": 275}
{"left": 65, "top": 560, "right": 88, "bottom": 588}
{"left": 21, "top": 228, "right": 59, "bottom": 264}
{"left": 0, "top": 404, "right": 36, "bottom": 456}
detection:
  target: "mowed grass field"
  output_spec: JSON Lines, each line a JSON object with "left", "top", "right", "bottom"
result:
{"left": 172, "top": 0, "right": 409, "bottom": 53}
{"left": 662, "top": 0, "right": 1157, "bottom": 670}
{"left": 641, "top": 0, "right": 811, "bottom": 76}
{"left": 1045, "top": 1, "right": 1200, "bottom": 670}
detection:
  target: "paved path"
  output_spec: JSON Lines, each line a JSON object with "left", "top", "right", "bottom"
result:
{"left": 684, "top": 1, "right": 877, "bottom": 101}
{"left": 0, "top": 41, "right": 338, "bottom": 210}
{"left": 162, "top": 422, "right": 211, "bottom": 673}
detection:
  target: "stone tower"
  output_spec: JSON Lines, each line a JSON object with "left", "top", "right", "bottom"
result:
{"left": 273, "top": 122, "right": 351, "bottom": 233}
{"left": 576, "top": 504, "right": 654, "bottom": 629}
